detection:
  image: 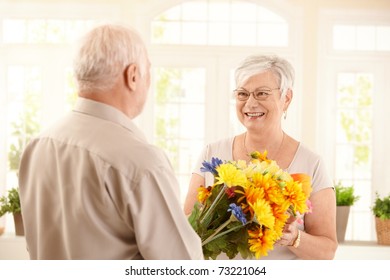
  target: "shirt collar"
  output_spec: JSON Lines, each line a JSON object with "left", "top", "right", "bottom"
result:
{"left": 73, "top": 97, "right": 147, "bottom": 142}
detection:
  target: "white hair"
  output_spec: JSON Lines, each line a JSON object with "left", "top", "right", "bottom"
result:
{"left": 234, "top": 54, "right": 295, "bottom": 98}
{"left": 73, "top": 23, "right": 148, "bottom": 93}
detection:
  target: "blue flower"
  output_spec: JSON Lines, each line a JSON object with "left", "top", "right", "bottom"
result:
{"left": 228, "top": 203, "right": 247, "bottom": 225}
{"left": 200, "top": 157, "right": 223, "bottom": 176}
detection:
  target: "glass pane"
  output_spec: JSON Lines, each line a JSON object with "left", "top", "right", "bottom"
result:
{"left": 155, "top": 104, "right": 179, "bottom": 136}
{"left": 353, "top": 150, "right": 371, "bottom": 180}
{"left": 47, "top": 20, "right": 65, "bottom": 43}
{"left": 356, "top": 26, "right": 375, "bottom": 50}
{"left": 335, "top": 144, "right": 354, "bottom": 179}
{"left": 230, "top": 101, "right": 245, "bottom": 136}
{"left": 209, "top": 1, "right": 230, "bottom": 21}
{"left": 65, "top": 20, "right": 87, "bottom": 42}
{"left": 333, "top": 25, "right": 356, "bottom": 50}
{"left": 157, "top": 5, "right": 181, "bottom": 21}
{"left": 64, "top": 67, "right": 78, "bottom": 111}
{"left": 336, "top": 72, "right": 373, "bottom": 164}
{"left": 231, "top": 22, "right": 256, "bottom": 46}
{"left": 182, "top": 1, "right": 207, "bottom": 21}
{"left": 3, "top": 19, "right": 26, "bottom": 43}
{"left": 335, "top": 72, "right": 373, "bottom": 241}
{"left": 231, "top": 2, "right": 257, "bottom": 22}
{"left": 229, "top": 69, "right": 245, "bottom": 136}
{"left": 179, "top": 104, "right": 204, "bottom": 138}
{"left": 258, "top": 23, "right": 288, "bottom": 46}
{"left": 151, "top": 22, "right": 181, "bottom": 44}
{"left": 337, "top": 73, "right": 356, "bottom": 108}
{"left": 154, "top": 67, "right": 205, "bottom": 200}
{"left": 153, "top": 69, "right": 205, "bottom": 151}
{"left": 376, "top": 26, "right": 390, "bottom": 50}
{"left": 182, "top": 22, "right": 207, "bottom": 45}
{"left": 27, "top": 20, "right": 46, "bottom": 43}
{"left": 257, "top": 7, "right": 285, "bottom": 22}
{"left": 358, "top": 75, "right": 372, "bottom": 105}
{"left": 352, "top": 181, "right": 371, "bottom": 210}
{"left": 8, "top": 66, "right": 26, "bottom": 99}
{"left": 356, "top": 109, "right": 372, "bottom": 139}
{"left": 7, "top": 66, "right": 42, "bottom": 191}
{"left": 336, "top": 109, "right": 354, "bottom": 143}
{"left": 334, "top": 24, "right": 390, "bottom": 51}
{"left": 209, "top": 22, "right": 230, "bottom": 45}
{"left": 3, "top": 19, "right": 97, "bottom": 44}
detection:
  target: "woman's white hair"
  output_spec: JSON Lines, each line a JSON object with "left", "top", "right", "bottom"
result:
{"left": 73, "top": 23, "right": 148, "bottom": 93}
{"left": 234, "top": 54, "right": 295, "bottom": 98}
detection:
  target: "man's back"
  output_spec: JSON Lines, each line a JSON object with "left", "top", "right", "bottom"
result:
{"left": 19, "top": 98, "right": 203, "bottom": 259}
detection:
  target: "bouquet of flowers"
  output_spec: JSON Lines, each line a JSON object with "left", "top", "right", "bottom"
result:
{"left": 188, "top": 151, "right": 312, "bottom": 259}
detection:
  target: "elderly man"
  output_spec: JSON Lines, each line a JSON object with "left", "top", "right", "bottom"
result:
{"left": 18, "top": 23, "right": 203, "bottom": 260}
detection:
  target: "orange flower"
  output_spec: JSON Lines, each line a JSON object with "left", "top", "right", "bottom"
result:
{"left": 291, "top": 173, "right": 312, "bottom": 197}
{"left": 284, "top": 180, "right": 309, "bottom": 214}
{"left": 197, "top": 186, "right": 212, "bottom": 204}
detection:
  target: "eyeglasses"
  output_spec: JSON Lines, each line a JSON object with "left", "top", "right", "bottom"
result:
{"left": 234, "top": 87, "right": 280, "bottom": 101}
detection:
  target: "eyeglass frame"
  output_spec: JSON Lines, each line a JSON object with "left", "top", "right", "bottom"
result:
{"left": 233, "top": 87, "right": 280, "bottom": 101}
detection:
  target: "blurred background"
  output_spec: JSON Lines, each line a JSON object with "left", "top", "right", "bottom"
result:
{"left": 0, "top": 0, "right": 390, "bottom": 244}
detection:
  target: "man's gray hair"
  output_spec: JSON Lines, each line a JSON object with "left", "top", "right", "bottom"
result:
{"left": 73, "top": 23, "right": 148, "bottom": 93}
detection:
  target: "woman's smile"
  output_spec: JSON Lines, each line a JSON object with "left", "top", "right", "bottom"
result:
{"left": 244, "top": 112, "right": 265, "bottom": 119}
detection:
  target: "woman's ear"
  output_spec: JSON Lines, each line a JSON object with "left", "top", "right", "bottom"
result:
{"left": 124, "top": 64, "right": 138, "bottom": 91}
{"left": 283, "top": 88, "right": 293, "bottom": 111}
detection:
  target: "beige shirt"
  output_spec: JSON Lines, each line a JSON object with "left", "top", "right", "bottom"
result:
{"left": 192, "top": 136, "right": 333, "bottom": 260}
{"left": 19, "top": 97, "right": 203, "bottom": 260}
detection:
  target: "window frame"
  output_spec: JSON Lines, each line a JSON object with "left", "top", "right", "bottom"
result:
{"left": 318, "top": 10, "right": 390, "bottom": 241}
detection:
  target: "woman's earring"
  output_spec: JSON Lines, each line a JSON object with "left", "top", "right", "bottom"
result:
{"left": 283, "top": 110, "right": 287, "bottom": 120}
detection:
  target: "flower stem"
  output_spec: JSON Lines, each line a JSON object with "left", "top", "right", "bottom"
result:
{"left": 202, "top": 216, "right": 245, "bottom": 246}
{"left": 202, "top": 216, "right": 232, "bottom": 246}
{"left": 200, "top": 184, "right": 227, "bottom": 225}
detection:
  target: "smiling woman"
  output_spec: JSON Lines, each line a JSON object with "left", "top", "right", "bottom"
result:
{"left": 184, "top": 54, "right": 338, "bottom": 260}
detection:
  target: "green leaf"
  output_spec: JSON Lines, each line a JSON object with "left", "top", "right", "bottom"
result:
{"left": 0, "top": 188, "right": 21, "bottom": 216}
{"left": 188, "top": 202, "right": 202, "bottom": 231}
{"left": 372, "top": 192, "right": 390, "bottom": 219}
{"left": 335, "top": 181, "right": 360, "bottom": 206}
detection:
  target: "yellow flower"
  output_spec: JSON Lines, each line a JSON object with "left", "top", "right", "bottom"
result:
{"left": 252, "top": 172, "right": 283, "bottom": 205}
{"left": 251, "top": 198, "right": 275, "bottom": 230}
{"left": 215, "top": 163, "right": 247, "bottom": 187}
{"left": 197, "top": 186, "right": 212, "bottom": 204}
{"left": 250, "top": 150, "right": 271, "bottom": 163}
{"left": 248, "top": 227, "right": 275, "bottom": 259}
{"left": 272, "top": 204, "right": 290, "bottom": 239}
{"left": 237, "top": 184, "right": 264, "bottom": 218}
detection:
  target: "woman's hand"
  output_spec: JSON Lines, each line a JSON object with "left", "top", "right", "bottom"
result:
{"left": 275, "top": 215, "right": 300, "bottom": 247}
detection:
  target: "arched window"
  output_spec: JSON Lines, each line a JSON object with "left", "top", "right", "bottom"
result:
{"left": 151, "top": 0, "right": 288, "bottom": 46}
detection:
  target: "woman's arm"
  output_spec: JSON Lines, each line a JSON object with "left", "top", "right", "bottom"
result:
{"left": 288, "top": 188, "right": 338, "bottom": 259}
{"left": 184, "top": 173, "right": 205, "bottom": 215}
